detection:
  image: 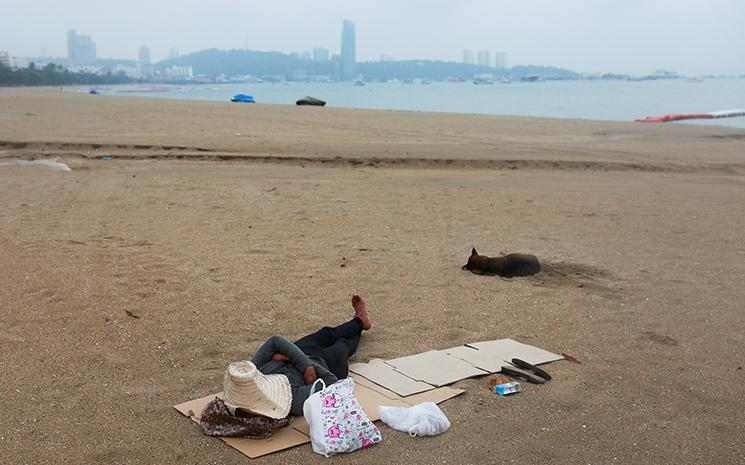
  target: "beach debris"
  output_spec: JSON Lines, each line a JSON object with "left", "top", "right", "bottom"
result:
{"left": 101, "top": 156, "right": 112, "bottom": 160}
{"left": 487, "top": 377, "right": 512, "bottom": 391}
{"left": 561, "top": 352, "right": 582, "bottom": 364}
{"left": 0, "top": 158, "right": 72, "bottom": 171}
{"left": 125, "top": 310, "right": 140, "bottom": 319}
{"left": 493, "top": 381, "right": 522, "bottom": 396}
{"left": 230, "top": 94, "right": 255, "bottom": 103}
{"left": 296, "top": 96, "right": 326, "bottom": 106}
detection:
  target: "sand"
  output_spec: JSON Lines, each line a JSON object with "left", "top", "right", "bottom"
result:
{"left": 1, "top": 87, "right": 744, "bottom": 464}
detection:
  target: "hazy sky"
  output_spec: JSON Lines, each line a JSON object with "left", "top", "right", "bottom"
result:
{"left": 2, "top": 0, "right": 744, "bottom": 75}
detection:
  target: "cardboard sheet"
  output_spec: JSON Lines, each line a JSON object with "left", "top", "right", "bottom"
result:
{"left": 401, "top": 386, "right": 466, "bottom": 406}
{"left": 222, "top": 428, "right": 310, "bottom": 459}
{"left": 349, "top": 360, "right": 434, "bottom": 396}
{"left": 385, "top": 350, "right": 489, "bottom": 386}
{"left": 466, "top": 338, "right": 563, "bottom": 366}
{"left": 350, "top": 374, "right": 404, "bottom": 400}
{"left": 354, "top": 382, "right": 412, "bottom": 421}
{"left": 443, "top": 345, "right": 506, "bottom": 373}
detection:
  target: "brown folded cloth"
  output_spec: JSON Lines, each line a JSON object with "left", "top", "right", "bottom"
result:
{"left": 199, "top": 397, "right": 291, "bottom": 438}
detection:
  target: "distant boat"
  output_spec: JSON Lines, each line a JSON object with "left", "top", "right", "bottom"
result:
{"left": 686, "top": 77, "right": 704, "bottom": 83}
{"left": 353, "top": 79, "right": 365, "bottom": 86}
{"left": 421, "top": 79, "right": 431, "bottom": 85}
{"left": 230, "top": 94, "right": 255, "bottom": 103}
{"left": 520, "top": 75, "right": 540, "bottom": 82}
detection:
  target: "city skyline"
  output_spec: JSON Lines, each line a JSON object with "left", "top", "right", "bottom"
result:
{"left": 2, "top": 1, "right": 745, "bottom": 75}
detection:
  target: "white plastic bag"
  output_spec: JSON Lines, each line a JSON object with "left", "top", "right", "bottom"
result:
{"left": 377, "top": 402, "right": 450, "bottom": 437}
{"left": 303, "top": 378, "right": 382, "bottom": 457}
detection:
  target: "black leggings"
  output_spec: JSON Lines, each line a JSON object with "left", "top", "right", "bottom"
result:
{"left": 294, "top": 318, "right": 363, "bottom": 379}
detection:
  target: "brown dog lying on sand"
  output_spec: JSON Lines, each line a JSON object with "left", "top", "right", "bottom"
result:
{"left": 462, "top": 247, "right": 541, "bottom": 277}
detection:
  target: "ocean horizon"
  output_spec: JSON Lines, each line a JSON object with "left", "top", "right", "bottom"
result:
{"left": 96, "top": 78, "right": 745, "bottom": 129}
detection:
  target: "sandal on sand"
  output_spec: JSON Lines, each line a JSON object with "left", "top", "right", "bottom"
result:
{"left": 500, "top": 359, "right": 552, "bottom": 384}
{"left": 510, "top": 358, "right": 552, "bottom": 381}
{"left": 500, "top": 365, "right": 546, "bottom": 384}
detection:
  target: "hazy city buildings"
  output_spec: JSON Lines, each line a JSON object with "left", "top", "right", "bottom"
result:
{"left": 462, "top": 49, "right": 475, "bottom": 65}
{"left": 477, "top": 49, "right": 490, "bottom": 67}
{"left": 168, "top": 47, "right": 180, "bottom": 59}
{"left": 494, "top": 51, "right": 507, "bottom": 69}
{"left": 67, "top": 30, "right": 96, "bottom": 66}
{"left": 0, "top": 51, "right": 10, "bottom": 67}
{"left": 340, "top": 20, "right": 356, "bottom": 80}
{"left": 313, "top": 47, "right": 330, "bottom": 62}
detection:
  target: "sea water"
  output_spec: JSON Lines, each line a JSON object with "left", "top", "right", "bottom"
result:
{"left": 110, "top": 79, "right": 745, "bottom": 129}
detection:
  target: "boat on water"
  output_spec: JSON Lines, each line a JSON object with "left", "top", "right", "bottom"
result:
{"left": 353, "top": 80, "right": 365, "bottom": 86}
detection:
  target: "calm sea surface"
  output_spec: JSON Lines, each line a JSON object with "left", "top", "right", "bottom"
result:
{"left": 109, "top": 79, "right": 745, "bottom": 129}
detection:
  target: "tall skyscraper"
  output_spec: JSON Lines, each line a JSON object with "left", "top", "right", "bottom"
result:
{"left": 477, "top": 50, "right": 490, "bottom": 67}
{"left": 313, "top": 47, "right": 330, "bottom": 62}
{"left": 139, "top": 46, "right": 153, "bottom": 77}
{"left": 139, "top": 46, "right": 151, "bottom": 66}
{"left": 340, "top": 20, "right": 356, "bottom": 80}
{"left": 494, "top": 52, "right": 508, "bottom": 69}
{"left": 0, "top": 51, "right": 10, "bottom": 68}
{"left": 462, "top": 49, "right": 475, "bottom": 65}
{"left": 168, "top": 47, "right": 180, "bottom": 59}
{"left": 67, "top": 30, "right": 96, "bottom": 66}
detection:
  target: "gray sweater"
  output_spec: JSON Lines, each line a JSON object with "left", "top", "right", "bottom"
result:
{"left": 251, "top": 336, "right": 338, "bottom": 417}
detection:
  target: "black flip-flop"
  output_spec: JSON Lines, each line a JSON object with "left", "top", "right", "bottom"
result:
{"left": 511, "top": 358, "right": 552, "bottom": 381}
{"left": 500, "top": 365, "right": 546, "bottom": 384}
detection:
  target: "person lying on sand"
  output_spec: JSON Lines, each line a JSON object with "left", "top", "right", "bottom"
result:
{"left": 222, "top": 294, "right": 372, "bottom": 419}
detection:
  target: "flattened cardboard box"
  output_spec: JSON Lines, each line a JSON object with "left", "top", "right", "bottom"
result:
{"left": 385, "top": 350, "right": 489, "bottom": 386}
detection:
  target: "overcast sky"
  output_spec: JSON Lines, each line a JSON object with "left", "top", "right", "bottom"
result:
{"left": 2, "top": 0, "right": 744, "bottom": 75}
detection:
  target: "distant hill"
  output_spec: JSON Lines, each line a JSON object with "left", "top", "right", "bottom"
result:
{"left": 156, "top": 48, "right": 334, "bottom": 78}
{"left": 156, "top": 48, "right": 579, "bottom": 80}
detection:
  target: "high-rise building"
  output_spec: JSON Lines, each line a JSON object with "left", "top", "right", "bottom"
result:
{"left": 462, "top": 49, "right": 475, "bottom": 65}
{"left": 168, "top": 47, "right": 180, "bottom": 59}
{"left": 0, "top": 51, "right": 10, "bottom": 68}
{"left": 67, "top": 30, "right": 96, "bottom": 66}
{"left": 139, "top": 45, "right": 153, "bottom": 77}
{"left": 494, "top": 52, "right": 508, "bottom": 69}
{"left": 477, "top": 50, "right": 490, "bottom": 67}
{"left": 139, "top": 46, "right": 151, "bottom": 66}
{"left": 313, "top": 47, "right": 330, "bottom": 62}
{"left": 340, "top": 20, "right": 356, "bottom": 80}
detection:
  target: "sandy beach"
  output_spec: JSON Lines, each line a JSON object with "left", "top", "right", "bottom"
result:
{"left": 1, "top": 87, "right": 744, "bottom": 464}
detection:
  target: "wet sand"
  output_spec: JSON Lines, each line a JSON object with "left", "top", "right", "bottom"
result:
{"left": 1, "top": 88, "right": 744, "bottom": 464}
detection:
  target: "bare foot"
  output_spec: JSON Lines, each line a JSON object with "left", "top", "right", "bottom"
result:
{"left": 352, "top": 294, "right": 372, "bottom": 330}
{"left": 304, "top": 365, "right": 317, "bottom": 384}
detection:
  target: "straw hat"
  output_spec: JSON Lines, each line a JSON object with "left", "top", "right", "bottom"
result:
{"left": 223, "top": 361, "right": 292, "bottom": 419}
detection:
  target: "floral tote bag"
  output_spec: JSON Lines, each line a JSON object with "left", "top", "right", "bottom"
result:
{"left": 302, "top": 378, "right": 381, "bottom": 457}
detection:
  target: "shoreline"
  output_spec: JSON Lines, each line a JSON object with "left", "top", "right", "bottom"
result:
{"left": 2, "top": 87, "right": 744, "bottom": 169}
